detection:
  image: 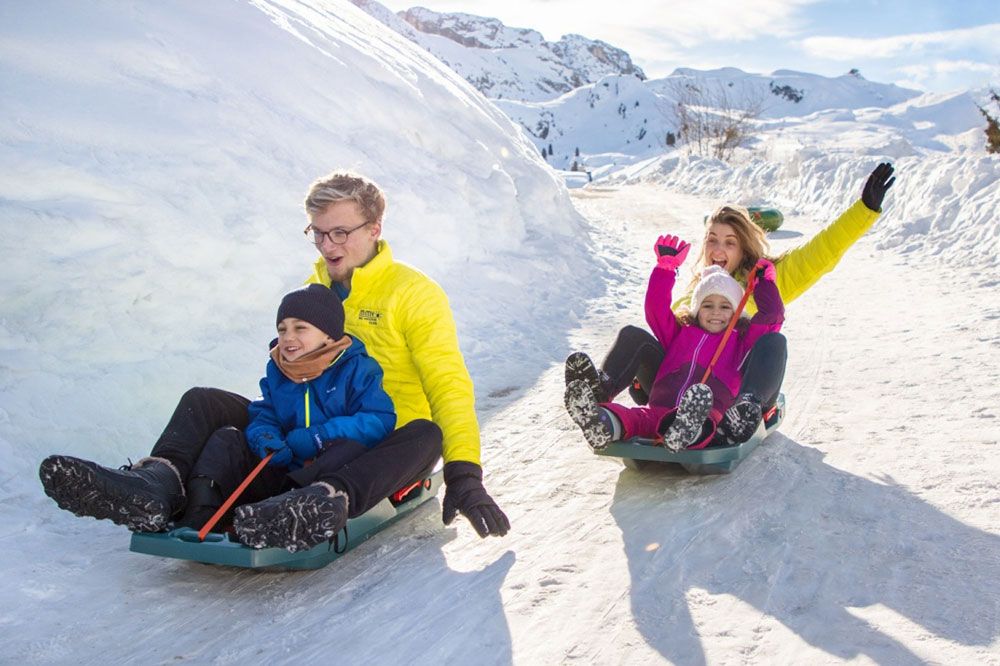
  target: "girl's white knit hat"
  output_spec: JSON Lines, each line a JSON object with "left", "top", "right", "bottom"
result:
{"left": 691, "top": 265, "right": 744, "bottom": 314}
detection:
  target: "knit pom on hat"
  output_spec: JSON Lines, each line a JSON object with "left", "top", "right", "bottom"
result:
{"left": 691, "top": 265, "right": 744, "bottom": 315}
{"left": 276, "top": 284, "right": 345, "bottom": 340}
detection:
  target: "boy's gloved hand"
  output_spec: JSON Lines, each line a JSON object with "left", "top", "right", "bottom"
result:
{"left": 654, "top": 234, "right": 690, "bottom": 270}
{"left": 861, "top": 162, "right": 895, "bottom": 212}
{"left": 248, "top": 432, "right": 293, "bottom": 467}
{"left": 442, "top": 461, "right": 510, "bottom": 538}
{"left": 754, "top": 257, "right": 777, "bottom": 282}
{"left": 286, "top": 427, "right": 322, "bottom": 461}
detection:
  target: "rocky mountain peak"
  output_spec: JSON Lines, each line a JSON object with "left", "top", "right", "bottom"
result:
{"left": 352, "top": 1, "right": 645, "bottom": 101}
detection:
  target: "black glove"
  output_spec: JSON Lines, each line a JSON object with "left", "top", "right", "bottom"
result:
{"left": 442, "top": 461, "right": 510, "bottom": 538}
{"left": 861, "top": 162, "right": 895, "bottom": 212}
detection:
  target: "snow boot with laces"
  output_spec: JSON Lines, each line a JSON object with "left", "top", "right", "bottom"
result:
{"left": 39, "top": 455, "right": 185, "bottom": 532}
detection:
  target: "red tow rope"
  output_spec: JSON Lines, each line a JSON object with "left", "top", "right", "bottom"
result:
{"left": 197, "top": 451, "right": 274, "bottom": 541}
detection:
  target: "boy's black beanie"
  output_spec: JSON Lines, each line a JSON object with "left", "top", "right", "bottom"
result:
{"left": 276, "top": 284, "right": 345, "bottom": 340}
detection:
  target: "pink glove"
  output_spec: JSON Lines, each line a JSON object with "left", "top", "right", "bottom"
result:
{"left": 754, "top": 257, "right": 777, "bottom": 282}
{"left": 654, "top": 234, "right": 690, "bottom": 270}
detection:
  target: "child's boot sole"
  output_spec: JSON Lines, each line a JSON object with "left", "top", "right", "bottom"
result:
{"left": 564, "top": 352, "right": 606, "bottom": 403}
{"left": 662, "top": 384, "right": 714, "bottom": 452}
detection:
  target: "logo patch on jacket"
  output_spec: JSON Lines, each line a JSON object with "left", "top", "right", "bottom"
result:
{"left": 358, "top": 309, "right": 383, "bottom": 325}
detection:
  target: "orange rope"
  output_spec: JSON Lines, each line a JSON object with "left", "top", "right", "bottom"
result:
{"left": 197, "top": 451, "right": 274, "bottom": 541}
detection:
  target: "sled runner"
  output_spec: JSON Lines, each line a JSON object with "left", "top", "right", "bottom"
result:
{"left": 129, "top": 467, "right": 443, "bottom": 570}
{"left": 594, "top": 393, "right": 785, "bottom": 474}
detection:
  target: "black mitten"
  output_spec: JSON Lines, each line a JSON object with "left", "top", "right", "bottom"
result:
{"left": 861, "top": 162, "right": 896, "bottom": 212}
{"left": 441, "top": 461, "right": 510, "bottom": 538}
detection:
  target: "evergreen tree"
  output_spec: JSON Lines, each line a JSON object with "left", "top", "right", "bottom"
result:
{"left": 978, "top": 89, "right": 1000, "bottom": 154}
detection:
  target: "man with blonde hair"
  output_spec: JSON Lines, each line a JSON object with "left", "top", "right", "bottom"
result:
{"left": 40, "top": 171, "right": 509, "bottom": 548}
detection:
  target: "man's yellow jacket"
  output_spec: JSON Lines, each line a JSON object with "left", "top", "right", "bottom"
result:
{"left": 307, "top": 240, "right": 480, "bottom": 465}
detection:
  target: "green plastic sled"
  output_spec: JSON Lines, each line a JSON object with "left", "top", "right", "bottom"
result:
{"left": 593, "top": 393, "right": 785, "bottom": 474}
{"left": 747, "top": 207, "right": 784, "bottom": 232}
{"left": 704, "top": 207, "right": 783, "bottom": 232}
{"left": 129, "top": 466, "right": 443, "bottom": 570}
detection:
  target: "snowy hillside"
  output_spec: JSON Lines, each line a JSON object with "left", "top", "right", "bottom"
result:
{"left": 352, "top": 0, "right": 645, "bottom": 101}
{"left": 2, "top": 1, "right": 999, "bottom": 664}
{"left": 0, "top": 0, "right": 601, "bottom": 481}
{"left": 350, "top": 2, "right": 985, "bottom": 180}
{"left": 603, "top": 93, "right": 999, "bottom": 282}
{"left": 496, "top": 67, "right": 983, "bottom": 171}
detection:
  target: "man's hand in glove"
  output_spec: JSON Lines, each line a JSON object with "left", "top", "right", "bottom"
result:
{"left": 442, "top": 461, "right": 510, "bottom": 538}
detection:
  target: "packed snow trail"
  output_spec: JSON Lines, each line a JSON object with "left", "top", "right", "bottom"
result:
{"left": 6, "top": 184, "right": 999, "bottom": 664}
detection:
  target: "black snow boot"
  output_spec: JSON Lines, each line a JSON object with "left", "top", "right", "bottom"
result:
{"left": 39, "top": 455, "right": 185, "bottom": 532}
{"left": 174, "top": 476, "right": 224, "bottom": 531}
{"left": 564, "top": 379, "right": 615, "bottom": 450}
{"left": 233, "top": 483, "right": 349, "bottom": 553}
{"left": 564, "top": 352, "right": 610, "bottom": 404}
{"left": 659, "top": 383, "right": 714, "bottom": 452}
{"left": 718, "top": 393, "right": 763, "bottom": 445}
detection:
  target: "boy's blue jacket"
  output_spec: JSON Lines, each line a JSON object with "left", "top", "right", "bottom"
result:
{"left": 245, "top": 336, "right": 396, "bottom": 469}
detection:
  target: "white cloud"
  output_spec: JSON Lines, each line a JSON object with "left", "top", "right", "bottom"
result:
{"left": 800, "top": 23, "right": 1000, "bottom": 61}
{"left": 896, "top": 59, "right": 1000, "bottom": 93}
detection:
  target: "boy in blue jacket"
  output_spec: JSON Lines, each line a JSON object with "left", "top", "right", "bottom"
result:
{"left": 191, "top": 283, "right": 396, "bottom": 551}
{"left": 41, "top": 284, "right": 395, "bottom": 554}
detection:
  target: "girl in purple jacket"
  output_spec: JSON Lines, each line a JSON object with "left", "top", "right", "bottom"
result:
{"left": 565, "top": 234, "right": 784, "bottom": 451}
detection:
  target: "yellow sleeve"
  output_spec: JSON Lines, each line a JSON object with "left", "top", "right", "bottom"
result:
{"left": 399, "top": 280, "right": 481, "bottom": 465}
{"left": 773, "top": 199, "right": 879, "bottom": 306}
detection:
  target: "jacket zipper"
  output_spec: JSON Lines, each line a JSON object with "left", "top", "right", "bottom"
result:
{"left": 676, "top": 332, "right": 709, "bottom": 408}
{"left": 304, "top": 385, "right": 311, "bottom": 428}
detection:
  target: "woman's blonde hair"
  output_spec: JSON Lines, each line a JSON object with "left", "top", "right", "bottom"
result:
{"left": 679, "top": 204, "right": 777, "bottom": 315}
{"left": 698, "top": 204, "right": 770, "bottom": 279}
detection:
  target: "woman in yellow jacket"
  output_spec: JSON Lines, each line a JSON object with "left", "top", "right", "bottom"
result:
{"left": 566, "top": 163, "right": 895, "bottom": 445}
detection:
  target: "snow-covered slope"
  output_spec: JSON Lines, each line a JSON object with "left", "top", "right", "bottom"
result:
{"left": 0, "top": 0, "right": 601, "bottom": 481}
{"left": 349, "top": 3, "right": 983, "bottom": 178}
{"left": 2, "top": 1, "right": 998, "bottom": 663}
{"left": 352, "top": 0, "right": 645, "bottom": 101}
{"left": 496, "top": 73, "right": 673, "bottom": 168}
{"left": 648, "top": 67, "right": 920, "bottom": 120}
{"left": 603, "top": 99, "right": 999, "bottom": 282}
{"left": 498, "top": 67, "right": 975, "bottom": 171}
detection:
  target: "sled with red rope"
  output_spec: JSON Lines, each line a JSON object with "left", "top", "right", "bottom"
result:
{"left": 129, "top": 463, "right": 443, "bottom": 570}
{"left": 595, "top": 259, "right": 785, "bottom": 474}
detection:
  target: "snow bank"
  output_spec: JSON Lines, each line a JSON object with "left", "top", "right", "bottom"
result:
{"left": 608, "top": 139, "right": 1000, "bottom": 286}
{"left": 0, "top": 0, "right": 600, "bottom": 481}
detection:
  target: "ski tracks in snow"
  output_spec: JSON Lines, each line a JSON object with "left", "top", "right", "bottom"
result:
{"left": 479, "top": 184, "right": 1000, "bottom": 664}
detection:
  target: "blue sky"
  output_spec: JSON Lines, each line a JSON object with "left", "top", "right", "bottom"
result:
{"left": 376, "top": 0, "right": 999, "bottom": 93}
